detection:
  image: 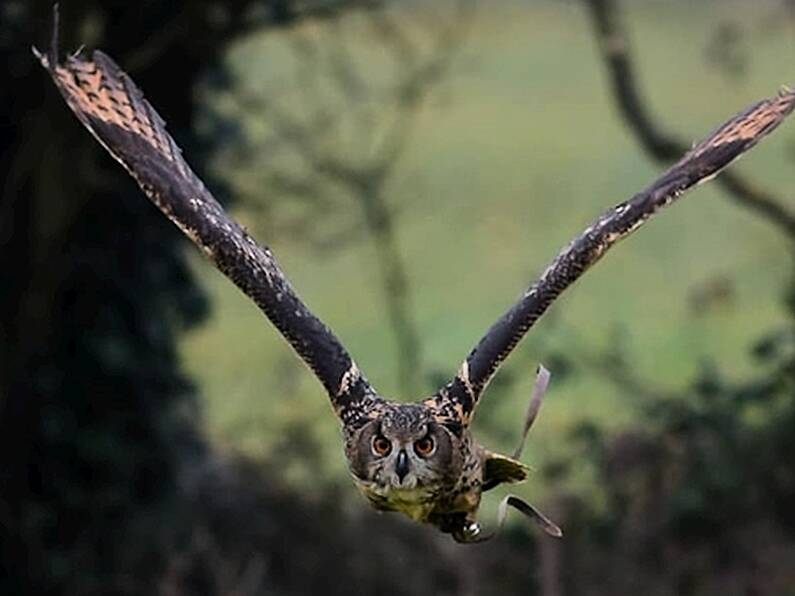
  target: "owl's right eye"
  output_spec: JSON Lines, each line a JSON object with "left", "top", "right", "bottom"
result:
{"left": 371, "top": 435, "right": 392, "bottom": 457}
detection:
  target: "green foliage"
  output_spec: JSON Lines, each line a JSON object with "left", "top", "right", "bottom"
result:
{"left": 548, "top": 271, "right": 795, "bottom": 594}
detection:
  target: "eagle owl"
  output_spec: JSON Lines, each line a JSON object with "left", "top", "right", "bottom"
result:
{"left": 36, "top": 13, "right": 795, "bottom": 543}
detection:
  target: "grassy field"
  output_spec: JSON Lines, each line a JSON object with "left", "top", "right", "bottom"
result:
{"left": 180, "top": 0, "right": 795, "bottom": 506}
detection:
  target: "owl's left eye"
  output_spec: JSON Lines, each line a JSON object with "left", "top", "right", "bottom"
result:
{"left": 414, "top": 436, "right": 435, "bottom": 457}
{"left": 371, "top": 435, "right": 392, "bottom": 457}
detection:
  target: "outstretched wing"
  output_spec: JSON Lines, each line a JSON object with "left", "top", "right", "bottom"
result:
{"left": 36, "top": 40, "right": 380, "bottom": 426}
{"left": 429, "top": 89, "right": 795, "bottom": 425}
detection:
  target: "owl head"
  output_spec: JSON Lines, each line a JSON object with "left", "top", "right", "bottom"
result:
{"left": 345, "top": 404, "right": 464, "bottom": 496}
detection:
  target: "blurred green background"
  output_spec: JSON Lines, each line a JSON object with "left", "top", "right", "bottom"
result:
{"left": 187, "top": 0, "right": 792, "bottom": 489}
{"left": 3, "top": 0, "right": 794, "bottom": 594}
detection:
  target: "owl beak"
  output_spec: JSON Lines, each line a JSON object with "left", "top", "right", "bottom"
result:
{"left": 395, "top": 449, "right": 410, "bottom": 483}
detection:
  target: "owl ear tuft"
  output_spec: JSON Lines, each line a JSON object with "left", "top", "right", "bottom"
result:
{"left": 482, "top": 451, "right": 528, "bottom": 492}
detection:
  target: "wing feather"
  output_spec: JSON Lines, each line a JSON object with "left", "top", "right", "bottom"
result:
{"left": 36, "top": 45, "right": 381, "bottom": 425}
{"left": 431, "top": 90, "right": 795, "bottom": 423}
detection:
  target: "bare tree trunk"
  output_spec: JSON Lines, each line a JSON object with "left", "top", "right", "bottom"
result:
{"left": 359, "top": 189, "right": 422, "bottom": 394}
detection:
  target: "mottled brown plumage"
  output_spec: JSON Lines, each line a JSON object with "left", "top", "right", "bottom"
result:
{"left": 37, "top": 14, "right": 795, "bottom": 542}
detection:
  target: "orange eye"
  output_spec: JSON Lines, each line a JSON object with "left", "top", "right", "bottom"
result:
{"left": 414, "top": 436, "right": 435, "bottom": 457}
{"left": 371, "top": 435, "right": 392, "bottom": 457}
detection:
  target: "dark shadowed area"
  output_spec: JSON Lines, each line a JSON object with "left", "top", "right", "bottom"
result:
{"left": 2, "top": 1, "right": 794, "bottom": 595}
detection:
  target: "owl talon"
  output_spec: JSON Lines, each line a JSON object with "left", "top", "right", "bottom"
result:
{"left": 453, "top": 522, "right": 486, "bottom": 544}
{"left": 465, "top": 522, "right": 481, "bottom": 538}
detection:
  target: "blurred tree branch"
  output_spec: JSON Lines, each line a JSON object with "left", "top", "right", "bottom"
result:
{"left": 582, "top": 0, "right": 795, "bottom": 241}
{"left": 217, "top": 0, "right": 475, "bottom": 394}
